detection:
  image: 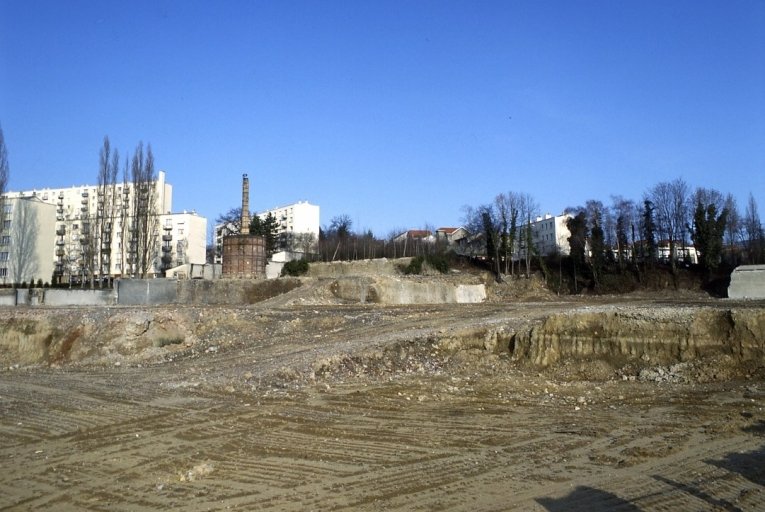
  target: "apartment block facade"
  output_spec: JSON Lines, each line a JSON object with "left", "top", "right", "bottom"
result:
{"left": 529, "top": 213, "right": 573, "bottom": 257}
{"left": 1, "top": 171, "right": 207, "bottom": 283}
{"left": 0, "top": 197, "right": 57, "bottom": 285}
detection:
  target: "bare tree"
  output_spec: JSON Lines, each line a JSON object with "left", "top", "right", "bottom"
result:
{"left": 649, "top": 178, "right": 690, "bottom": 273}
{"left": 0, "top": 124, "right": 9, "bottom": 231}
{"left": 723, "top": 193, "right": 742, "bottom": 264}
{"left": 94, "top": 136, "right": 119, "bottom": 287}
{"left": 327, "top": 214, "right": 352, "bottom": 261}
{"left": 495, "top": 192, "right": 521, "bottom": 275}
{"left": 462, "top": 204, "right": 500, "bottom": 274}
{"left": 118, "top": 156, "right": 130, "bottom": 277}
{"left": 216, "top": 207, "right": 243, "bottom": 235}
{"left": 8, "top": 199, "right": 39, "bottom": 284}
{"left": 691, "top": 187, "right": 725, "bottom": 214}
{"left": 744, "top": 193, "right": 765, "bottom": 264}
{"left": 611, "top": 196, "right": 637, "bottom": 270}
{"left": 519, "top": 193, "right": 539, "bottom": 278}
{"left": 129, "top": 143, "right": 159, "bottom": 278}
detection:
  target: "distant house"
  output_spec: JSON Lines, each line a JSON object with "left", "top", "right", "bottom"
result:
{"left": 392, "top": 229, "right": 435, "bottom": 244}
{"left": 657, "top": 240, "right": 699, "bottom": 265}
{"left": 436, "top": 227, "right": 469, "bottom": 245}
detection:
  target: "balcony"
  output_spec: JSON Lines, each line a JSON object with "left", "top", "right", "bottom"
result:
{"left": 56, "top": 239, "right": 65, "bottom": 246}
{"left": 81, "top": 191, "right": 89, "bottom": 198}
{"left": 80, "top": 236, "right": 90, "bottom": 245}
{"left": 56, "top": 228, "right": 66, "bottom": 236}
{"left": 161, "top": 254, "right": 173, "bottom": 264}
{"left": 56, "top": 249, "right": 65, "bottom": 257}
{"left": 80, "top": 206, "right": 88, "bottom": 213}
{"left": 162, "top": 234, "right": 172, "bottom": 241}
{"left": 56, "top": 207, "right": 64, "bottom": 214}
{"left": 161, "top": 245, "right": 172, "bottom": 253}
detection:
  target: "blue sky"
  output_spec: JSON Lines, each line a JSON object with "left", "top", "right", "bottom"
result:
{"left": 1, "top": 0, "right": 763, "bottom": 236}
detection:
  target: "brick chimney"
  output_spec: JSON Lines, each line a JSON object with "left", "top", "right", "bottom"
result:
{"left": 241, "top": 173, "right": 250, "bottom": 235}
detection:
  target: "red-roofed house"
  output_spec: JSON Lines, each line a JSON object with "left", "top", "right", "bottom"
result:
{"left": 435, "top": 227, "right": 469, "bottom": 245}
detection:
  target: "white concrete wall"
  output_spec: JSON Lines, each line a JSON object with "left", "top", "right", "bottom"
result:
{"left": 44, "top": 289, "right": 116, "bottom": 306}
{"left": 728, "top": 265, "right": 765, "bottom": 299}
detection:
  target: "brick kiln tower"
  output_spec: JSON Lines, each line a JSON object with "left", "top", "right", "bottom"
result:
{"left": 221, "top": 174, "right": 267, "bottom": 278}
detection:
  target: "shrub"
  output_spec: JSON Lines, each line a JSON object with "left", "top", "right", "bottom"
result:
{"left": 155, "top": 337, "right": 184, "bottom": 348}
{"left": 281, "top": 259, "right": 309, "bottom": 277}
{"left": 403, "top": 254, "right": 450, "bottom": 275}
{"left": 426, "top": 253, "right": 450, "bottom": 274}
{"left": 403, "top": 256, "right": 424, "bottom": 275}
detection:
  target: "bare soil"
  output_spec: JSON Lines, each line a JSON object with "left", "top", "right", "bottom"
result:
{"left": 1, "top": 281, "right": 764, "bottom": 511}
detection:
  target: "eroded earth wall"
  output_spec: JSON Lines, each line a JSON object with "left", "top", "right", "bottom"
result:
{"left": 1, "top": 304, "right": 763, "bottom": 375}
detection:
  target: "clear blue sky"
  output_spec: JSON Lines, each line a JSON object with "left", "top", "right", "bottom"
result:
{"left": 1, "top": 0, "right": 763, "bottom": 237}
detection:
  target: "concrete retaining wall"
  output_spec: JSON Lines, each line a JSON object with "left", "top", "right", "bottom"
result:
{"left": 117, "top": 280, "right": 178, "bottom": 305}
{"left": 0, "top": 289, "right": 16, "bottom": 306}
{"left": 728, "top": 265, "right": 765, "bottom": 299}
{"left": 177, "top": 278, "right": 302, "bottom": 305}
{"left": 44, "top": 289, "right": 116, "bottom": 306}
{"left": 0, "top": 288, "right": 115, "bottom": 306}
{"left": 331, "top": 276, "right": 486, "bottom": 304}
{"left": 308, "top": 259, "right": 408, "bottom": 278}
{"left": 177, "top": 279, "right": 247, "bottom": 305}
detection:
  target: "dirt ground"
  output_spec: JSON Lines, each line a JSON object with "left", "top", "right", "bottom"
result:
{"left": 1, "top": 285, "right": 764, "bottom": 510}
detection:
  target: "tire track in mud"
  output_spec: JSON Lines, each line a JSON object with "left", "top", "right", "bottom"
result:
{"left": 3, "top": 368, "right": 763, "bottom": 511}
{"left": 2, "top": 300, "right": 765, "bottom": 511}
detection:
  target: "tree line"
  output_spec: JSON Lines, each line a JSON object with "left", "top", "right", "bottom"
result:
{"left": 214, "top": 176, "right": 763, "bottom": 283}
{"left": 464, "top": 177, "right": 764, "bottom": 292}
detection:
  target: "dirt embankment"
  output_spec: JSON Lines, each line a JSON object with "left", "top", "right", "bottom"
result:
{"left": 2, "top": 297, "right": 763, "bottom": 387}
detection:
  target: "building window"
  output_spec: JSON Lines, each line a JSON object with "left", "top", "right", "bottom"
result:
{"left": 0, "top": 236, "right": 9, "bottom": 245}
{"left": 2, "top": 220, "right": 10, "bottom": 230}
{"left": 0, "top": 268, "right": 6, "bottom": 278}
{"left": 0, "top": 252, "right": 8, "bottom": 261}
{"left": 3, "top": 204, "right": 12, "bottom": 214}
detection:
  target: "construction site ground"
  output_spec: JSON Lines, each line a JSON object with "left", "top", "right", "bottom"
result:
{"left": 1, "top": 274, "right": 764, "bottom": 511}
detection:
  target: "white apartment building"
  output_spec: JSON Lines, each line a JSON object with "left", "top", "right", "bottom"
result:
{"left": 256, "top": 201, "right": 320, "bottom": 261}
{"left": 256, "top": 201, "right": 320, "bottom": 237}
{"left": 158, "top": 211, "right": 207, "bottom": 271}
{"left": 515, "top": 213, "right": 573, "bottom": 260}
{"left": 0, "top": 197, "right": 56, "bottom": 285}
{"left": 2, "top": 171, "right": 207, "bottom": 282}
